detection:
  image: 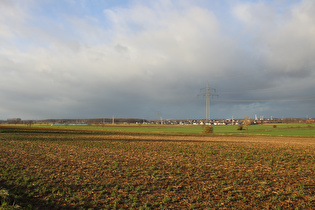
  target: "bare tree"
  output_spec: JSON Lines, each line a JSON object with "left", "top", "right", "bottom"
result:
{"left": 243, "top": 117, "right": 251, "bottom": 130}
{"left": 7, "top": 118, "right": 22, "bottom": 124}
{"left": 26, "top": 120, "right": 33, "bottom": 127}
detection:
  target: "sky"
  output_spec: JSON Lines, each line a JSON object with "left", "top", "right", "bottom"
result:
{"left": 0, "top": 0, "right": 314, "bottom": 120}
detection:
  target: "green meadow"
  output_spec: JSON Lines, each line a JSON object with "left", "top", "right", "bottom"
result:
{"left": 35, "top": 123, "right": 315, "bottom": 137}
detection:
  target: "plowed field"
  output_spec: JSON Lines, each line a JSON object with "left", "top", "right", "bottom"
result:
{"left": 0, "top": 126, "right": 314, "bottom": 209}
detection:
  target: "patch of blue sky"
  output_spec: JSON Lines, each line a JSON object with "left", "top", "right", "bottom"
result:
{"left": 232, "top": 0, "right": 302, "bottom": 14}
{"left": 28, "top": 0, "right": 132, "bottom": 32}
{"left": 20, "top": 1, "right": 122, "bottom": 47}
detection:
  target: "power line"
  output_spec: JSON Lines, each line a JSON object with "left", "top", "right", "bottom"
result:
{"left": 216, "top": 95, "right": 315, "bottom": 103}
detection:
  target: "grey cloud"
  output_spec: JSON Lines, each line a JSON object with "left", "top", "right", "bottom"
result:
{"left": 115, "top": 44, "right": 129, "bottom": 54}
{"left": 0, "top": 0, "right": 314, "bottom": 120}
{"left": 235, "top": 0, "right": 315, "bottom": 79}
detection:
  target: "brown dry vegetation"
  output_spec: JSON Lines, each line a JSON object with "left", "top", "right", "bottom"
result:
{"left": 0, "top": 126, "right": 314, "bottom": 209}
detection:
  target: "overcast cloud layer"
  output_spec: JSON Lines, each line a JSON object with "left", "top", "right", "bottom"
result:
{"left": 0, "top": 0, "right": 314, "bottom": 120}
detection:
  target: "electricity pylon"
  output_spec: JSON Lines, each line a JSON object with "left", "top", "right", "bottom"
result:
{"left": 199, "top": 81, "right": 218, "bottom": 124}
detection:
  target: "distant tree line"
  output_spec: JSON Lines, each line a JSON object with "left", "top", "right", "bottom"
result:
{"left": 37, "top": 118, "right": 147, "bottom": 125}
{"left": 7, "top": 118, "right": 23, "bottom": 124}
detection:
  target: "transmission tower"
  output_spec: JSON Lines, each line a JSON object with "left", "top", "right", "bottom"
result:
{"left": 199, "top": 81, "right": 218, "bottom": 124}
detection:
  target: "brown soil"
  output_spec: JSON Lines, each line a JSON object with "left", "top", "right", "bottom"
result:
{"left": 0, "top": 126, "right": 314, "bottom": 209}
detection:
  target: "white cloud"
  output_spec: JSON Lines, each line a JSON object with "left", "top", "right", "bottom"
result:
{"left": 0, "top": 0, "right": 314, "bottom": 119}
{"left": 263, "top": 1, "right": 315, "bottom": 77}
{"left": 233, "top": 0, "right": 315, "bottom": 85}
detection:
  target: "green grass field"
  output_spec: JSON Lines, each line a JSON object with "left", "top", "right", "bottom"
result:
{"left": 33, "top": 123, "right": 315, "bottom": 137}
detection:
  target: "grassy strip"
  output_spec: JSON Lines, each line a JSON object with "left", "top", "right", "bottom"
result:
{"left": 24, "top": 123, "right": 315, "bottom": 137}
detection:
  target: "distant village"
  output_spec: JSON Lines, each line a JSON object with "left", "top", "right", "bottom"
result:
{"left": 2, "top": 117, "right": 314, "bottom": 126}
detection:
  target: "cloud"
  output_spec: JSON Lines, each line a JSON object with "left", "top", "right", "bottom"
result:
{"left": 264, "top": 1, "right": 315, "bottom": 78}
{"left": 0, "top": 0, "right": 314, "bottom": 120}
{"left": 234, "top": 0, "right": 315, "bottom": 77}
{"left": 232, "top": 0, "right": 315, "bottom": 93}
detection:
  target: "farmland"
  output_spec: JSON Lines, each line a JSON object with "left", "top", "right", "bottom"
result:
{"left": 0, "top": 125, "right": 315, "bottom": 209}
{"left": 36, "top": 123, "right": 315, "bottom": 136}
